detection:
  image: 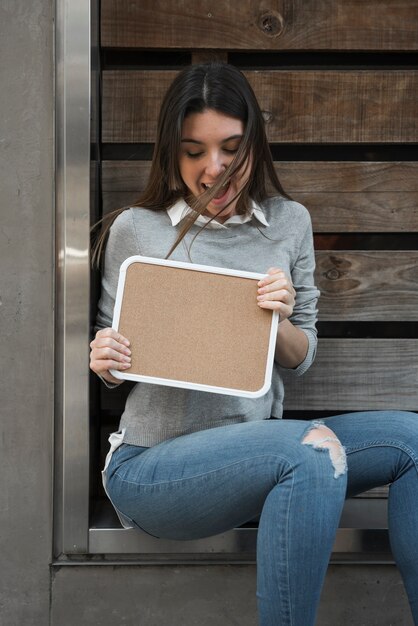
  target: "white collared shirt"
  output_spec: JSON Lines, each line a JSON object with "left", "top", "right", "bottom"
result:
{"left": 167, "top": 198, "right": 270, "bottom": 230}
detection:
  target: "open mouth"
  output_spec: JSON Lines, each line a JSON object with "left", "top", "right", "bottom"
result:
{"left": 201, "top": 180, "right": 231, "bottom": 200}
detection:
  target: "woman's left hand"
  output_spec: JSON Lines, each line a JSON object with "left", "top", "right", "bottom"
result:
{"left": 257, "top": 267, "right": 296, "bottom": 321}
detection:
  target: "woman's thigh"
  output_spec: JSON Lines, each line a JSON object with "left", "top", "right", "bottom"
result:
{"left": 106, "top": 419, "right": 341, "bottom": 539}
{"left": 323, "top": 411, "right": 418, "bottom": 497}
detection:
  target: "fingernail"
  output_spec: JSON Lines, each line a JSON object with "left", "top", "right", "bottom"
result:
{"left": 122, "top": 356, "right": 131, "bottom": 362}
{"left": 124, "top": 348, "right": 131, "bottom": 355}
{"left": 122, "top": 363, "right": 131, "bottom": 369}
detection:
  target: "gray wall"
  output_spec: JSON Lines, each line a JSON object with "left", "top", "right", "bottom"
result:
{"left": 0, "top": 1, "right": 54, "bottom": 624}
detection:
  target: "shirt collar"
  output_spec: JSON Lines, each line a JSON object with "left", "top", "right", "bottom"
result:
{"left": 166, "top": 199, "right": 269, "bottom": 230}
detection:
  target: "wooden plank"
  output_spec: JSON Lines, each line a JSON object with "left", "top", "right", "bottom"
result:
{"left": 102, "top": 161, "right": 150, "bottom": 192}
{"left": 315, "top": 251, "right": 418, "bottom": 321}
{"left": 102, "top": 70, "right": 418, "bottom": 144}
{"left": 102, "top": 191, "right": 140, "bottom": 215}
{"left": 301, "top": 193, "right": 418, "bottom": 233}
{"left": 101, "top": 161, "right": 418, "bottom": 231}
{"left": 279, "top": 161, "right": 418, "bottom": 232}
{"left": 284, "top": 339, "right": 418, "bottom": 410}
{"left": 101, "top": 0, "right": 418, "bottom": 51}
{"left": 102, "top": 161, "right": 418, "bottom": 192}
{"left": 245, "top": 71, "right": 418, "bottom": 143}
{"left": 276, "top": 162, "right": 418, "bottom": 193}
{"left": 102, "top": 71, "right": 175, "bottom": 143}
{"left": 355, "top": 486, "right": 389, "bottom": 499}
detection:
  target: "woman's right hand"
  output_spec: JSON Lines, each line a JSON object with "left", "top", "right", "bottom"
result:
{"left": 90, "top": 328, "right": 131, "bottom": 385}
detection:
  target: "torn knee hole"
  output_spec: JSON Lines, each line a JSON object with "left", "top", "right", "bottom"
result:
{"left": 302, "top": 423, "right": 347, "bottom": 478}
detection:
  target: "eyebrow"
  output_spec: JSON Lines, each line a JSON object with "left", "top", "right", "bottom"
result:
{"left": 180, "top": 134, "right": 243, "bottom": 144}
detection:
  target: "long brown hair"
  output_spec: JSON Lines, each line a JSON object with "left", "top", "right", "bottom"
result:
{"left": 92, "top": 62, "right": 290, "bottom": 266}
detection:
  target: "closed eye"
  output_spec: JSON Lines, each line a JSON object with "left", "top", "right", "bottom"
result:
{"left": 187, "top": 148, "right": 237, "bottom": 158}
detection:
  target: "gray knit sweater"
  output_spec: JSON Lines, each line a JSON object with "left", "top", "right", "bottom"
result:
{"left": 96, "top": 197, "right": 319, "bottom": 447}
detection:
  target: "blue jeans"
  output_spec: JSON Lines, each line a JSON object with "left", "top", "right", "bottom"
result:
{"left": 106, "top": 411, "right": 418, "bottom": 626}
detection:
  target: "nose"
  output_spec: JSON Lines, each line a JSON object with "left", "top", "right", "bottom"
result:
{"left": 204, "top": 151, "right": 226, "bottom": 179}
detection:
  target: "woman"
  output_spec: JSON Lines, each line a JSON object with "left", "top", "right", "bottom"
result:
{"left": 90, "top": 63, "right": 418, "bottom": 625}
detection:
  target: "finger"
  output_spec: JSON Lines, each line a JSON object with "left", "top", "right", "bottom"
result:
{"left": 258, "top": 270, "right": 286, "bottom": 287}
{"left": 95, "top": 327, "right": 130, "bottom": 346}
{"left": 257, "top": 299, "right": 293, "bottom": 320}
{"left": 90, "top": 346, "right": 131, "bottom": 364}
{"left": 257, "top": 289, "right": 295, "bottom": 304}
{"left": 92, "top": 336, "right": 131, "bottom": 355}
{"left": 90, "top": 358, "right": 131, "bottom": 374}
{"left": 258, "top": 278, "right": 293, "bottom": 295}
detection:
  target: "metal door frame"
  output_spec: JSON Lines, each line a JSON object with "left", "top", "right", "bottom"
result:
{"left": 55, "top": 0, "right": 92, "bottom": 555}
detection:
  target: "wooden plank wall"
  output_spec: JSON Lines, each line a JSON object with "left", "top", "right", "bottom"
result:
{"left": 98, "top": 0, "right": 418, "bottom": 423}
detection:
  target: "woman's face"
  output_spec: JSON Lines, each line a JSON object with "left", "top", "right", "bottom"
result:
{"left": 178, "top": 109, "right": 251, "bottom": 222}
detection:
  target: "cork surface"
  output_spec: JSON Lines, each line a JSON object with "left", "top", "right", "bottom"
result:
{"left": 116, "top": 261, "right": 274, "bottom": 392}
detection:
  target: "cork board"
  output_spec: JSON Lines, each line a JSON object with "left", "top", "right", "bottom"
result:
{"left": 110, "top": 256, "right": 278, "bottom": 397}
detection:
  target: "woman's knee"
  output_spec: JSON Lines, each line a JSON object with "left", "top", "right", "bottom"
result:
{"left": 258, "top": 419, "right": 347, "bottom": 482}
{"left": 301, "top": 422, "right": 347, "bottom": 479}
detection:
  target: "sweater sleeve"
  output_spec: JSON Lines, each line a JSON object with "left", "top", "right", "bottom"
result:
{"left": 285, "top": 209, "right": 320, "bottom": 377}
{"left": 95, "top": 209, "right": 140, "bottom": 332}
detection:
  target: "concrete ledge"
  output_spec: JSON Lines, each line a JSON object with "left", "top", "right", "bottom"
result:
{"left": 51, "top": 564, "right": 413, "bottom": 625}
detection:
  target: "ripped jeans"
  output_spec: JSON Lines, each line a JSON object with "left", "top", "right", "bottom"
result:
{"left": 106, "top": 411, "right": 418, "bottom": 626}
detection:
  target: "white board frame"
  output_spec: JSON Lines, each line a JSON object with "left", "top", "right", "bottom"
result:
{"left": 110, "top": 255, "right": 279, "bottom": 398}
